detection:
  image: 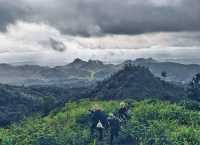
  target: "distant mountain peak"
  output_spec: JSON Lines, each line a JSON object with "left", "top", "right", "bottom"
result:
{"left": 69, "top": 58, "right": 105, "bottom": 66}
{"left": 68, "top": 58, "right": 88, "bottom": 67}
{"left": 88, "top": 59, "right": 104, "bottom": 65}
{"left": 0, "top": 63, "right": 13, "bottom": 69}
{"left": 134, "top": 58, "right": 158, "bottom": 64}
{"left": 0, "top": 63, "right": 12, "bottom": 67}
{"left": 123, "top": 58, "right": 158, "bottom": 66}
{"left": 72, "top": 58, "right": 86, "bottom": 64}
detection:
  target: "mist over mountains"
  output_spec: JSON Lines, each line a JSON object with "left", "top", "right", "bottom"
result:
{"left": 0, "top": 57, "right": 199, "bottom": 126}
{"left": 0, "top": 58, "right": 200, "bottom": 87}
{"left": 0, "top": 58, "right": 117, "bottom": 87}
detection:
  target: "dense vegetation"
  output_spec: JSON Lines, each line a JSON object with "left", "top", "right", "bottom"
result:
{"left": 0, "top": 64, "right": 199, "bottom": 145}
{"left": 0, "top": 99, "right": 200, "bottom": 145}
{"left": 187, "top": 73, "right": 200, "bottom": 101}
{"left": 89, "top": 65, "right": 184, "bottom": 100}
{"left": 0, "top": 84, "right": 87, "bottom": 126}
{"left": 0, "top": 65, "right": 188, "bottom": 126}
{"left": 130, "top": 58, "right": 200, "bottom": 83}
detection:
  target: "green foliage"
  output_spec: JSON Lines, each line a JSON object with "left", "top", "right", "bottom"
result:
{"left": 187, "top": 73, "right": 200, "bottom": 101}
{"left": 161, "top": 71, "right": 167, "bottom": 79}
{"left": 0, "top": 84, "right": 88, "bottom": 126}
{"left": 0, "top": 99, "right": 200, "bottom": 145}
{"left": 179, "top": 99, "right": 200, "bottom": 111}
{"left": 41, "top": 96, "right": 56, "bottom": 115}
{"left": 89, "top": 65, "right": 184, "bottom": 100}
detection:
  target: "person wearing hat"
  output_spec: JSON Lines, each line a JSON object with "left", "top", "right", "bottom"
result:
{"left": 108, "top": 113, "right": 120, "bottom": 145}
{"left": 118, "top": 102, "right": 129, "bottom": 121}
{"left": 89, "top": 104, "right": 108, "bottom": 140}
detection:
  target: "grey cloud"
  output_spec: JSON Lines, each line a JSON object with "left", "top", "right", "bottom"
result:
{"left": 0, "top": 0, "right": 200, "bottom": 36}
{"left": 0, "top": 0, "right": 28, "bottom": 31}
{"left": 49, "top": 38, "right": 66, "bottom": 52}
{"left": 166, "top": 32, "right": 200, "bottom": 47}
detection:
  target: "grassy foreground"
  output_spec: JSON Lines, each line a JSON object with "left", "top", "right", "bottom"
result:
{"left": 0, "top": 99, "right": 200, "bottom": 145}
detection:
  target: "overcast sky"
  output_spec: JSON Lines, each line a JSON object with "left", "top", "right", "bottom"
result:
{"left": 0, "top": 0, "right": 200, "bottom": 66}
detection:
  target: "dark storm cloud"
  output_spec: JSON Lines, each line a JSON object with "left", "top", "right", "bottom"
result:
{"left": 0, "top": 0, "right": 200, "bottom": 36}
{"left": 0, "top": 0, "right": 28, "bottom": 31}
{"left": 49, "top": 38, "right": 66, "bottom": 52}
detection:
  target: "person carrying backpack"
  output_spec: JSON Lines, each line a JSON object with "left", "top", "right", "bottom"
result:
{"left": 107, "top": 113, "right": 120, "bottom": 145}
{"left": 89, "top": 104, "right": 108, "bottom": 140}
{"left": 118, "top": 102, "right": 129, "bottom": 121}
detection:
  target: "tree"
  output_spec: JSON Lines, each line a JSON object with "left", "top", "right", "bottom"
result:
{"left": 187, "top": 73, "right": 200, "bottom": 101}
{"left": 161, "top": 71, "right": 167, "bottom": 80}
{"left": 41, "top": 96, "right": 56, "bottom": 115}
{"left": 124, "top": 61, "right": 133, "bottom": 70}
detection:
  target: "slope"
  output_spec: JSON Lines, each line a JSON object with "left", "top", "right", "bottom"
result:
{"left": 128, "top": 58, "right": 200, "bottom": 83}
{"left": 0, "top": 84, "right": 87, "bottom": 126}
{"left": 88, "top": 65, "right": 184, "bottom": 101}
{"left": 0, "top": 100, "right": 200, "bottom": 145}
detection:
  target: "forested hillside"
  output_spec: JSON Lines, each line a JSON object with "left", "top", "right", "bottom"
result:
{"left": 88, "top": 65, "right": 184, "bottom": 100}
{"left": 1, "top": 100, "right": 200, "bottom": 145}
{"left": 0, "top": 65, "right": 187, "bottom": 126}
{"left": 123, "top": 58, "right": 200, "bottom": 83}
{"left": 0, "top": 84, "right": 87, "bottom": 126}
{"left": 0, "top": 64, "right": 199, "bottom": 145}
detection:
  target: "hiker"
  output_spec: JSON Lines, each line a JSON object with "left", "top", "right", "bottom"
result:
{"left": 118, "top": 102, "right": 129, "bottom": 121}
{"left": 89, "top": 104, "right": 109, "bottom": 140}
{"left": 108, "top": 113, "right": 120, "bottom": 145}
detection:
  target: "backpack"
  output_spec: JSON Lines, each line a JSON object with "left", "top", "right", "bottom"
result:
{"left": 96, "top": 120, "right": 104, "bottom": 129}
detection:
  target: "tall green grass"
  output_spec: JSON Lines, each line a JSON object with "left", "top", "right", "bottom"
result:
{"left": 0, "top": 99, "right": 200, "bottom": 145}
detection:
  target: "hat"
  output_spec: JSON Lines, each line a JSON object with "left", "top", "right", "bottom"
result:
{"left": 109, "top": 113, "right": 114, "bottom": 117}
{"left": 120, "top": 102, "right": 126, "bottom": 108}
{"left": 92, "top": 104, "right": 101, "bottom": 111}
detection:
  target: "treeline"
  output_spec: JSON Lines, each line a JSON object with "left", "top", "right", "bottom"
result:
{"left": 0, "top": 84, "right": 87, "bottom": 126}
{"left": 88, "top": 64, "right": 185, "bottom": 101}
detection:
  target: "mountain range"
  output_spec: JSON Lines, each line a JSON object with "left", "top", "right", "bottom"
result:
{"left": 0, "top": 58, "right": 199, "bottom": 87}
{"left": 0, "top": 58, "right": 117, "bottom": 87}
{"left": 0, "top": 64, "right": 185, "bottom": 126}
{"left": 128, "top": 58, "right": 200, "bottom": 84}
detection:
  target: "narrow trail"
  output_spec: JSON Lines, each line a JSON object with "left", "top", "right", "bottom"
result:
{"left": 89, "top": 71, "right": 96, "bottom": 81}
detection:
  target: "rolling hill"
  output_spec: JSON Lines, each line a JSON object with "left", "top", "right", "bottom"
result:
{"left": 0, "top": 84, "right": 87, "bottom": 126}
{"left": 0, "top": 59, "right": 117, "bottom": 87}
{"left": 88, "top": 65, "right": 185, "bottom": 101}
{"left": 0, "top": 64, "right": 186, "bottom": 126}
{"left": 125, "top": 58, "right": 200, "bottom": 83}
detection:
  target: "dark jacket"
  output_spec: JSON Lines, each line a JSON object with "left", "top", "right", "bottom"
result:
{"left": 108, "top": 116, "right": 120, "bottom": 133}
{"left": 118, "top": 107, "right": 129, "bottom": 120}
{"left": 91, "top": 110, "right": 108, "bottom": 128}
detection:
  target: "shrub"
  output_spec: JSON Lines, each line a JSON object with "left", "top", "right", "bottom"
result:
{"left": 0, "top": 100, "right": 200, "bottom": 145}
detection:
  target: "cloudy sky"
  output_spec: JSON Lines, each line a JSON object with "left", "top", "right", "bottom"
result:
{"left": 0, "top": 0, "right": 200, "bottom": 66}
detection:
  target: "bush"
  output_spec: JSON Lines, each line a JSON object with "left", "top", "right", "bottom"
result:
{"left": 36, "top": 136, "right": 59, "bottom": 145}
{"left": 0, "top": 100, "right": 200, "bottom": 145}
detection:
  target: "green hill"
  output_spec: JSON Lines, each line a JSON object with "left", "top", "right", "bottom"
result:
{"left": 88, "top": 65, "right": 184, "bottom": 101}
{"left": 0, "top": 84, "right": 87, "bottom": 126}
{"left": 1, "top": 99, "right": 200, "bottom": 145}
